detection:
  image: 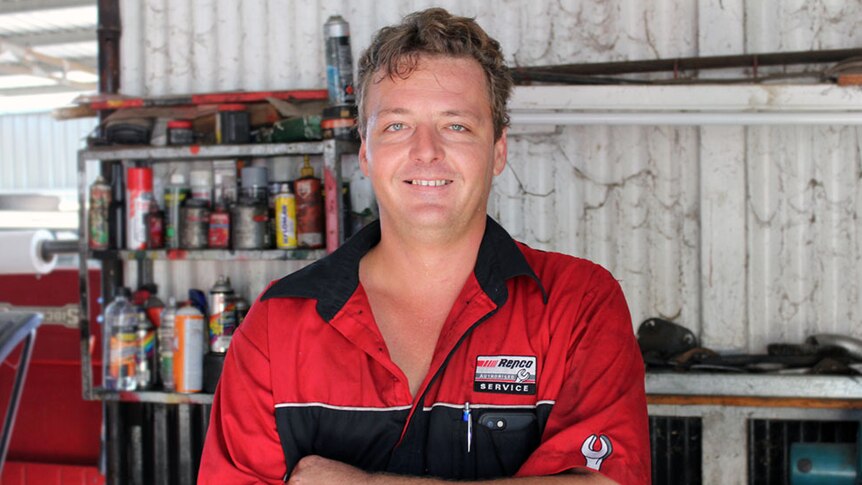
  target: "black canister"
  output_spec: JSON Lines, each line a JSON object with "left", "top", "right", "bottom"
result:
{"left": 216, "top": 104, "right": 250, "bottom": 144}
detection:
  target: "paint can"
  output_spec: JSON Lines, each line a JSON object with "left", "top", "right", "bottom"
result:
{"left": 180, "top": 199, "right": 210, "bottom": 249}
{"left": 167, "top": 120, "right": 194, "bottom": 145}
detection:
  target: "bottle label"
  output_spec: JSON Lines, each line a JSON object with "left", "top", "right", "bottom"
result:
{"left": 275, "top": 194, "right": 298, "bottom": 249}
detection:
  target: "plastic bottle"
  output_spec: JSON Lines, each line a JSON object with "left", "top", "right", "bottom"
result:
{"left": 295, "top": 157, "right": 324, "bottom": 248}
{"left": 164, "top": 173, "right": 190, "bottom": 249}
{"left": 158, "top": 297, "right": 177, "bottom": 391}
{"left": 174, "top": 303, "right": 205, "bottom": 393}
{"left": 104, "top": 287, "right": 138, "bottom": 391}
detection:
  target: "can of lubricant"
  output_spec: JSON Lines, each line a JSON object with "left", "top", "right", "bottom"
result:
{"left": 207, "top": 203, "right": 230, "bottom": 249}
{"left": 208, "top": 276, "right": 237, "bottom": 353}
{"left": 274, "top": 183, "right": 298, "bottom": 249}
{"left": 324, "top": 15, "right": 355, "bottom": 105}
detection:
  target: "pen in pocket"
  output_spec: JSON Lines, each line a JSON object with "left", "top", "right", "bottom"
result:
{"left": 463, "top": 402, "right": 472, "bottom": 453}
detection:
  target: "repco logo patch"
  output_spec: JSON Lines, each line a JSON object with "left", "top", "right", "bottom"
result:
{"left": 474, "top": 355, "right": 537, "bottom": 395}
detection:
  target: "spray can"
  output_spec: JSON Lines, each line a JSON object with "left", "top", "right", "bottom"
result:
{"left": 208, "top": 276, "right": 237, "bottom": 353}
{"left": 88, "top": 175, "right": 111, "bottom": 250}
{"left": 275, "top": 183, "right": 298, "bottom": 249}
{"left": 324, "top": 15, "right": 355, "bottom": 105}
{"left": 232, "top": 166, "right": 269, "bottom": 249}
{"left": 164, "top": 173, "right": 190, "bottom": 249}
{"left": 104, "top": 288, "right": 138, "bottom": 391}
{"left": 174, "top": 303, "right": 204, "bottom": 393}
{"left": 127, "top": 167, "right": 155, "bottom": 250}
{"left": 108, "top": 164, "right": 125, "bottom": 250}
{"left": 159, "top": 298, "right": 177, "bottom": 391}
{"left": 295, "top": 157, "right": 324, "bottom": 248}
{"left": 234, "top": 297, "right": 250, "bottom": 327}
{"left": 135, "top": 309, "right": 156, "bottom": 390}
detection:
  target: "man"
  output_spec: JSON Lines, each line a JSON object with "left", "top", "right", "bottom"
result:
{"left": 200, "top": 8, "right": 649, "bottom": 484}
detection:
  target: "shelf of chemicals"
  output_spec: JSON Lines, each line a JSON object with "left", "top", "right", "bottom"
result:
{"left": 89, "top": 248, "right": 327, "bottom": 261}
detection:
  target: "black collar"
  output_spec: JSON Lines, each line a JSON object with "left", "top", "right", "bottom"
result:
{"left": 261, "top": 216, "right": 548, "bottom": 321}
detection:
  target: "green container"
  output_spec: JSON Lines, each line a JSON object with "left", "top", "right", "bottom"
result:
{"left": 271, "top": 115, "right": 322, "bottom": 142}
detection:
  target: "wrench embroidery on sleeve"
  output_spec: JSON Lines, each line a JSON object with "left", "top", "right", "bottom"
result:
{"left": 580, "top": 434, "right": 613, "bottom": 470}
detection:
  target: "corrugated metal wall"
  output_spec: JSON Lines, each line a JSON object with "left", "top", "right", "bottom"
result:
{"left": 119, "top": 0, "right": 862, "bottom": 352}
{"left": 0, "top": 112, "right": 96, "bottom": 191}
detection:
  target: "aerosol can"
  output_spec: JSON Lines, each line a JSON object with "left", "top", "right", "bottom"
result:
{"left": 159, "top": 298, "right": 177, "bottom": 391}
{"left": 135, "top": 309, "right": 156, "bottom": 390}
{"left": 208, "top": 276, "right": 237, "bottom": 353}
{"left": 324, "top": 15, "right": 355, "bottom": 105}
{"left": 174, "top": 303, "right": 204, "bottom": 393}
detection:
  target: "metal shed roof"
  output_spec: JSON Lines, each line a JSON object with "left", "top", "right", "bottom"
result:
{"left": 0, "top": 0, "right": 97, "bottom": 99}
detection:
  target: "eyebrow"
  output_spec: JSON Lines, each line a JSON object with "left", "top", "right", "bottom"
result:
{"left": 376, "top": 108, "right": 481, "bottom": 121}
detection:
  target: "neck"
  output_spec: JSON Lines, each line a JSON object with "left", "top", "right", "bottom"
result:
{"left": 362, "top": 216, "right": 487, "bottom": 293}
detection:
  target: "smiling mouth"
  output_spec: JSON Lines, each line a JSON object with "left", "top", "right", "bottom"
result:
{"left": 408, "top": 179, "right": 452, "bottom": 187}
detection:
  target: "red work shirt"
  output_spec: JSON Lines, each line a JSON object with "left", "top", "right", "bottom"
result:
{"left": 199, "top": 217, "right": 650, "bottom": 484}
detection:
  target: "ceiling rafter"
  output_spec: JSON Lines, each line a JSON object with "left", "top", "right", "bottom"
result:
{"left": 0, "top": 0, "right": 95, "bottom": 15}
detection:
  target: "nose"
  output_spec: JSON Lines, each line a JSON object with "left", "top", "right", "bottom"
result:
{"left": 409, "top": 124, "right": 444, "bottom": 164}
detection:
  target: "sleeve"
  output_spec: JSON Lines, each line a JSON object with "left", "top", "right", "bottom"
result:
{"left": 198, "top": 298, "right": 288, "bottom": 484}
{"left": 516, "top": 268, "right": 651, "bottom": 484}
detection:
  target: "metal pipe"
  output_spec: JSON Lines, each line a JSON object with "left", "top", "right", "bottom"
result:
{"left": 40, "top": 239, "right": 80, "bottom": 260}
{"left": 509, "top": 111, "right": 862, "bottom": 126}
{"left": 97, "top": 0, "right": 121, "bottom": 96}
{"left": 512, "top": 48, "right": 862, "bottom": 78}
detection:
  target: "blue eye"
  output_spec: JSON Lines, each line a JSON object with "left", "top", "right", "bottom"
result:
{"left": 386, "top": 123, "right": 404, "bottom": 132}
{"left": 450, "top": 124, "right": 467, "bottom": 132}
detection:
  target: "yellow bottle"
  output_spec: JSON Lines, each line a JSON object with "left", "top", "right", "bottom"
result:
{"left": 275, "top": 182, "right": 298, "bottom": 249}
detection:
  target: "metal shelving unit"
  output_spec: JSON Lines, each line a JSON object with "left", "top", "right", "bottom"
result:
{"left": 76, "top": 139, "right": 357, "bottom": 485}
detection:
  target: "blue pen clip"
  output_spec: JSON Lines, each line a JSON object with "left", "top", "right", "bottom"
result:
{"left": 462, "top": 402, "right": 472, "bottom": 453}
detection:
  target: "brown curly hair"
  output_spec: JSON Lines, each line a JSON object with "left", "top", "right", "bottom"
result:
{"left": 356, "top": 8, "right": 512, "bottom": 140}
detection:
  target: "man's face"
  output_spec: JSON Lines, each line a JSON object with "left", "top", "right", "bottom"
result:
{"left": 359, "top": 55, "right": 507, "bottom": 240}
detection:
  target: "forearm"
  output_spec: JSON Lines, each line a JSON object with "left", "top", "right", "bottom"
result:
{"left": 288, "top": 456, "right": 618, "bottom": 485}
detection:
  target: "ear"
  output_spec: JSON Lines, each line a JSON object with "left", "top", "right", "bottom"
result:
{"left": 359, "top": 140, "right": 371, "bottom": 177}
{"left": 492, "top": 128, "right": 508, "bottom": 176}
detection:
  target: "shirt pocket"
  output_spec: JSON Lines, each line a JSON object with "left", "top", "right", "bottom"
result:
{"left": 426, "top": 408, "right": 540, "bottom": 480}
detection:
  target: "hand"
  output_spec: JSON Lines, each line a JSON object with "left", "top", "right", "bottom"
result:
{"left": 288, "top": 455, "right": 373, "bottom": 485}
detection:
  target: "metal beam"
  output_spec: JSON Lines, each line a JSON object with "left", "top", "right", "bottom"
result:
{"left": 0, "top": 83, "right": 94, "bottom": 96}
{"left": 0, "top": 29, "right": 95, "bottom": 47}
{"left": 0, "top": 0, "right": 95, "bottom": 15}
{"left": 0, "top": 39, "right": 97, "bottom": 75}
